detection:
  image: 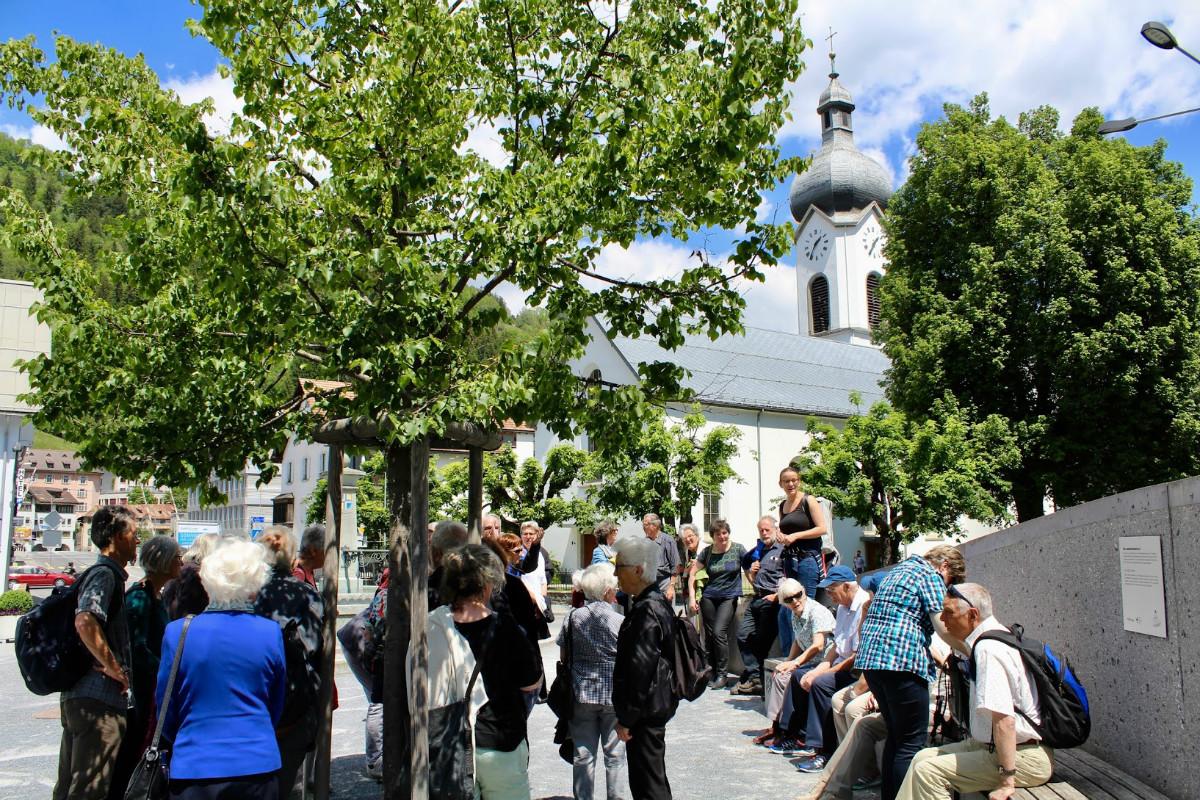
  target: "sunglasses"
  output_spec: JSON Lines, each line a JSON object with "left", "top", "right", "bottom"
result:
{"left": 947, "top": 584, "right": 975, "bottom": 610}
{"left": 781, "top": 594, "right": 804, "bottom": 605}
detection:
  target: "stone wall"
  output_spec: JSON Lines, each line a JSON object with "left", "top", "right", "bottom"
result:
{"left": 959, "top": 476, "right": 1199, "bottom": 800}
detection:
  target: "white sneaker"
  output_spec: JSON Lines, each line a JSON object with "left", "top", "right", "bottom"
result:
{"left": 365, "top": 761, "right": 383, "bottom": 782}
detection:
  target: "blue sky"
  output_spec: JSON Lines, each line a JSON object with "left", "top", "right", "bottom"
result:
{"left": 2, "top": 1, "right": 1199, "bottom": 332}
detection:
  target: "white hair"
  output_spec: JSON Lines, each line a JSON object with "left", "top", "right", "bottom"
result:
{"left": 613, "top": 536, "right": 657, "bottom": 582}
{"left": 200, "top": 539, "right": 271, "bottom": 605}
{"left": 579, "top": 562, "right": 618, "bottom": 601}
{"left": 952, "top": 583, "right": 994, "bottom": 620}
{"left": 183, "top": 533, "right": 220, "bottom": 565}
{"left": 777, "top": 577, "right": 805, "bottom": 601}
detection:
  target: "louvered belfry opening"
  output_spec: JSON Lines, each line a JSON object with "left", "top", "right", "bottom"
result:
{"left": 810, "top": 275, "right": 830, "bottom": 334}
{"left": 867, "top": 272, "right": 881, "bottom": 329}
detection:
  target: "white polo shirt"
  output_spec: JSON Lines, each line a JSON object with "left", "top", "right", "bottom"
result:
{"left": 966, "top": 616, "right": 1042, "bottom": 744}
{"left": 833, "top": 585, "right": 871, "bottom": 660}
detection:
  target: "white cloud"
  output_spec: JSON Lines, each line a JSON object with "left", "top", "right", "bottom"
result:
{"left": 782, "top": 2, "right": 1200, "bottom": 185}
{"left": 1, "top": 123, "right": 69, "bottom": 152}
{"left": 462, "top": 118, "right": 510, "bottom": 168}
{"left": 164, "top": 70, "right": 242, "bottom": 136}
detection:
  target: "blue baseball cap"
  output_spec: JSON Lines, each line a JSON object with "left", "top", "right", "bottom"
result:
{"left": 817, "top": 565, "right": 857, "bottom": 588}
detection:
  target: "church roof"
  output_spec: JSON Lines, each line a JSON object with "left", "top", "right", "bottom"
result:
{"left": 789, "top": 67, "right": 893, "bottom": 218}
{"left": 609, "top": 326, "right": 888, "bottom": 418}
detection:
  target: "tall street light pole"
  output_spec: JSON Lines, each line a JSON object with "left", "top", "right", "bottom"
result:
{"left": 1099, "top": 21, "right": 1200, "bottom": 135}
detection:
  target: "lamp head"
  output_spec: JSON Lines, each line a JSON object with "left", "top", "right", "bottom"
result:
{"left": 1141, "top": 21, "right": 1178, "bottom": 50}
{"left": 1098, "top": 117, "right": 1138, "bottom": 135}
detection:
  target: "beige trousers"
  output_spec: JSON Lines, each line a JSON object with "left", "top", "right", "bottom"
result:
{"left": 896, "top": 738, "right": 1054, "bottom": 800}
{"left": 831, "top": 684, "right": 875, "bottom": 740}
{"left": 812, "top": 711, "right": 887, "bottom": 800}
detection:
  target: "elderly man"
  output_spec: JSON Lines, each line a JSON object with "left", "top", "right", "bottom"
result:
{"left": 897, "top": 584, "right": 1052, "bottom": 800}
{"left": 54, "top": 505, "right": 138, "bottom": 800}
{"left": 793, "top": 565, "right": 871, "bottom": 773}
{"left": 257, "top": 525, "right": 327, "bottom": 796}
{"left": 482, "top": 513, "right": 502, "bottom": 539}
{"left": 733, "top": 515, "right": 786, "bottom": 695}
{"left": 612, "top": 536, "right": 678, "bottom": 800}
{"left": 640, "top": 513, "right": 681, "bottom": 603}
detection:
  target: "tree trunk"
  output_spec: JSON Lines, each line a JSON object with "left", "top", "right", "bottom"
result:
{"left": 467, "top": 446, "right": 483, "bottom": 538}
{"left": 314, "top": 445, "right": 343, "bottom": 800}
{"left": 408, "top": 436, "right": 431, "bottom": 800}
{"left": 383, "top": 443, "right": 412, "bottom": 798}
{"left": 1011, "top": 475, "right": 1046, "bottom": 523}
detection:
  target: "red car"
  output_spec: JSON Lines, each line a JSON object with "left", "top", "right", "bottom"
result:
{"left": 7, "top": 565, "right": 76, "bottom": 589}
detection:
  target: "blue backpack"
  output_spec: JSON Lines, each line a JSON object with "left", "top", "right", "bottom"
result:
{"left": 971, "top": 623, "right": 1090, "bottom": 749}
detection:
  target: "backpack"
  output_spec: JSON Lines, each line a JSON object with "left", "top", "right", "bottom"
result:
{"left": 670, "top": 611, "right": 711, "bottom": 702}
{"left": 15, "top": 562, "right": 124, "bottom": 696}
{"left": 971, "top": 623, "right": 1090, "bottom": 749}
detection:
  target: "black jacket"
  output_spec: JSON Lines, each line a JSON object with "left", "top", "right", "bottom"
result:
{"left": 613, "top": 584, "right": 678, "bottom": 728}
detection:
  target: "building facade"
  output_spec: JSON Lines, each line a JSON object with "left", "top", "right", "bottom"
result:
{"left": 16, "top": 449, "right": 103, "bottom": 549}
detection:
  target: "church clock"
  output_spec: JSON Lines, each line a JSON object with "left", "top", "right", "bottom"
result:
{"left": 861, "top": 221, "right": 885, "bottom": 257}
{"left": 802, "top": 228, "right": 831, "bottom": 263}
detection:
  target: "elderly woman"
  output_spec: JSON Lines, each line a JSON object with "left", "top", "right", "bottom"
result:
{"left": 255, "top": 525, "right": 325, "bottom": 797}
{"left": 590, "top": 520, "right": 619, "bottom": 565}
{"left": 421, "top": 544, "right": 542, "bottom": 799}
{"left": 162, "top": 532, "right": 219, "bottom": 620}
{"left": 484, "top": 532, "right": 549, "bottom": 648}
{"left": 558, "top": 563, "right": 626, "bottom": 800}
{"left": 157, "top": 539, "right": 287, "bottom": 799}
{"left": 856, "top": 544, "right": 966, "bottom": 800}
{"left": 686, "top": 519, "right": 746, "bottom": 689}
{"left": 109, "top": 535, "right": 182, "bottom": 800}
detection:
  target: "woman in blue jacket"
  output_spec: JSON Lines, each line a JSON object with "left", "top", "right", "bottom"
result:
{"left": 156, "top": 538, "right": 287, "bottom": 799}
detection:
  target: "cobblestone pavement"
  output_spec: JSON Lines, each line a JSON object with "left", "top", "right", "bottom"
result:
{"left": 0, "top": 615, "right": 879, "bottom": 800}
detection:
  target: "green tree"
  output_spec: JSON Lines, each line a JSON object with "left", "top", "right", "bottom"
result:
{"left": 429, "top": 443, "right": 596, "bottom": 531}
{"left": 880, "top": 95, "right": 1200, "bottom": 521}
{"left": 585, "top": 405, "right": 741, "bottom": 531}
{"left": 795, "top": 396, "right": 1018, "bottom": 565}
{"left": 125, "top": 485, "right": 157, "bottom": 504}
{"left": 0, "top": 4, "right": 806, "bottom": 791}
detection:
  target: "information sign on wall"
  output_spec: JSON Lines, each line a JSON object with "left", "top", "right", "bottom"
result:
{"left": 1119, "top": 536, "right": 1168, "bottom": 638}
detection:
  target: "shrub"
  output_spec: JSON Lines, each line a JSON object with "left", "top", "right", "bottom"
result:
{"left": 0, "top": 589, "right": 35, "bottom": 616}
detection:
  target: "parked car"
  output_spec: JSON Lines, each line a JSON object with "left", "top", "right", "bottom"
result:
{"left": 7, "top": 565, "right": 76, "bottom": 590}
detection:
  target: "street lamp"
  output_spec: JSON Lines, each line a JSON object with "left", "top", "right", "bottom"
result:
{"left": 1098, "top": 106, "right": 1200, "bottom": 134}
{"left": 1099, "top": 21, "right": 1200, "bottom": 135}
{"left": 1140, "top": 21, "right": 1200, "bottom": 66}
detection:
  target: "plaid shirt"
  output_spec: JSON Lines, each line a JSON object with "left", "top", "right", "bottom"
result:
{"left": 856, "top": 555, "right": 945, "bottom": 681}
{"left": 557, "top": 600, "right": 623, "bottom": 706}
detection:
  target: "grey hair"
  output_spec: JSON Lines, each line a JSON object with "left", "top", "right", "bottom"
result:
{"left": 758, "top": 515, "right": 778, "bottom": 526}
{"left": 579, "top": 562, "right": 618, "bottom": 602}
{"left": 260, "top": 524, "right": 296, "bottom": 573}
{"left": 440, "top": 543, "right": 505, "bottom": 606}
{"left": 431, "top": 520, "right": 469, "bottom": 554}
{"left": 300, "top": 523, "right": 326, "bottom": 556}
{"left": 200, "top": 539, "right": 271, "bottom": 605}
{"left": 777, "top": 577, "right": 805, "bottom": 601}
{"left": 183, "top": 533, "right": 221, "bottom": 565}
{"left": 140, "top": 535, "right": 181, "bottom": 577}
{"left": 679, "top": 524, "right": 699, "bottom": 538}
{"left": 519, "top": 520, "right": 539, "bottom": 533}
{"left": 952, "top": 583, "right": 993, "bottom": 620}
{"left": 593, "top": 520, "right": 619, "bottom": 544}
{"left": 482, "top": 513, "right": 501, "bottom": 526}
{"left": 641, "top": 513, "right": 662, "bottom": 528}
{"left": 613, "top": 535, "right": 657, "bottom": 583}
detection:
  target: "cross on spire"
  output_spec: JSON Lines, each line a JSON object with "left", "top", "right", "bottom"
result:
{"left": 826, "top": 26, "right": 838, "bottom": 76}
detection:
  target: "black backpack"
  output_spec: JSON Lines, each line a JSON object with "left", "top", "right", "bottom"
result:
{"left": 670, "top": 612, "right": 711, "bottom": 702}
{"left": 15, "top": 562, "right": 124, "bottom": 696}
{"left": 971, "top": 623, "right": 1091, "bottom": 749}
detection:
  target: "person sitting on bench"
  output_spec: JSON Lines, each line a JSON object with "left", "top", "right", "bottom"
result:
{"left": 897, "top": 583, "right": 1052, "bottom": 800}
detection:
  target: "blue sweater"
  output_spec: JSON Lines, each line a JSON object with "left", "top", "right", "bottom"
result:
{"left": 156, "top": 610, "right": 287, "bottom": 779}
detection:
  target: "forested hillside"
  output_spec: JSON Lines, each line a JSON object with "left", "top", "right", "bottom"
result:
{"left": 0, "top": 132, "right": 125, "bottom": 283}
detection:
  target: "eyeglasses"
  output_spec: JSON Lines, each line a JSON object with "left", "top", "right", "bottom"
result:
{"left": 947, "top": 584, "right": 975, "bottom": 610}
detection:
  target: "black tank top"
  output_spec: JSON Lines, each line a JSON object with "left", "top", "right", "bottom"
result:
{"left": 779, "top": 495, "right": 820, "bottom": 557}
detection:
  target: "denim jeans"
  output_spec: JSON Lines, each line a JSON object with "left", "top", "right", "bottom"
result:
{"left": 568, "top": 702, "right": 625, "bottom": 800}
{"left": 737, "top": 596, "right": 780, "bottom": 683}
{"left": 365, "top": 701, "right": 383, "bottom": 770}
{"left": 866, "top": 669, "right": 933, "bottom": 800}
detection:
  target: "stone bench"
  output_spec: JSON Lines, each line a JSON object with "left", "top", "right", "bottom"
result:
{"left": 961, "top": 747, "right": 1171, "bottom": 800}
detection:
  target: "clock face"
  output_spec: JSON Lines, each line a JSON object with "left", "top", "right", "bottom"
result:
{"left": 802, "top": 228, "right": 831, "bottom": 263}
{"left": 862, "top": 222, "right": 886, "bottom": 258}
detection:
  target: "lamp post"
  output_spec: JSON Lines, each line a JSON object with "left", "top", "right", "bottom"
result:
{"left": 1099, "top": 21, "right": 1200, "bottom": 135}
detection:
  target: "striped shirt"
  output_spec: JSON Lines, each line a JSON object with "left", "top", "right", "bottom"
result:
{"left": 557, "top": 601, "right": 623, "bottom": 706}
{"left": 856, "top": 556, "right": 946, "bottom": 681}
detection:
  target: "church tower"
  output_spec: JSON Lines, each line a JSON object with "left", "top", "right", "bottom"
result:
{"left": 789, "top": 52, "right": 892, "bottom": 346}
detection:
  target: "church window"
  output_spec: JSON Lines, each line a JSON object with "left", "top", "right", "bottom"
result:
{"left": 866, "top": 273, "right": 882, "bottom": 329}
{"left": 810, "top": 275, "right": 830, "bottom": 334}
{"left": 823, "top": 110, "right": 832, "bottom": 129}
{"left": 703, "top": 491, "right": 722, "bottom": 532}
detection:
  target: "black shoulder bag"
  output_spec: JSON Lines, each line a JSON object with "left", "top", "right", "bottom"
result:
{"left": 124, "top": 614, "right": 194, "bottom": 800}
{"left": 547, "top": 610, "right": 575, "bottom": 721}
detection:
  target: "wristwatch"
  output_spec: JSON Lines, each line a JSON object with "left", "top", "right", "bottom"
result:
{"left": 996, "top": 766, "right": 1018, "bottom": 778}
